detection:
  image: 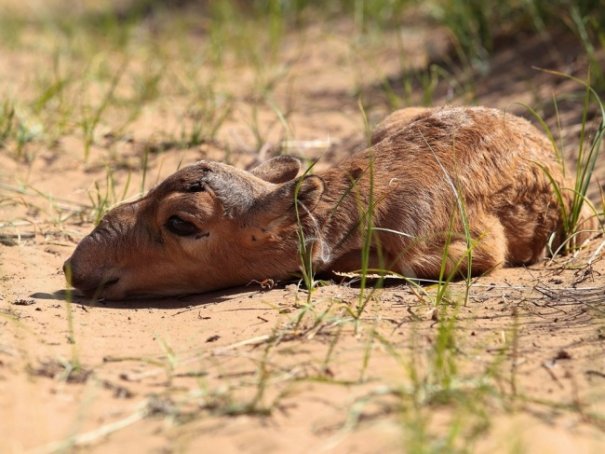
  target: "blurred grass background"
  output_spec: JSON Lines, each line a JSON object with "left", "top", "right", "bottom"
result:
{"left": 1, "top": 0, "right": 602, "bottom": 69}
{"left": 0, "top": 0, "right": 603, "bottom": 164}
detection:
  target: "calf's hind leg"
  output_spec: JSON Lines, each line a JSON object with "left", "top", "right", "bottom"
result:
{"left": 409, "top": 214, "right": 507, "bottom": 279}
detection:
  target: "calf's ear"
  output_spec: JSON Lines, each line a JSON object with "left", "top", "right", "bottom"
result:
{"left": 280, "top": 174, "right": 324, "bottom": 217}
{"left": 241, "top": 175, "right": 324, "bottom": 245}
{"left": 250, "top": 156, "right": 301, "bottom": 184}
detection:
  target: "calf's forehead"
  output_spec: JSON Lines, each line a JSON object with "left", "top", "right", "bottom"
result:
{"left": 96, "top": 199, "right": 150, "bottom": 230}
{"left": 152, "top": 160, "right": 271, "bottom": 205}
{"left": 152, "top": 162, "right": 213, "bottom": 196}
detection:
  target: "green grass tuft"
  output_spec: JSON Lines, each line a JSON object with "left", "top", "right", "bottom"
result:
{"left": 527, "top": 69, "right": 604, "bottom": 253}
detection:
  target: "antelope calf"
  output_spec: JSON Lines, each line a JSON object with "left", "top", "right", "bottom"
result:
{"left": 64, "top": 106, "right": 594, "bottom": 299}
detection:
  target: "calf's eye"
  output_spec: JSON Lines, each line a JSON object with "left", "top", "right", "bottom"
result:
{"left": 165, "top": 216, "right": 199, "bottom": 237}
{"left": 187, "top": 181, "right": 205, "bottom": 192}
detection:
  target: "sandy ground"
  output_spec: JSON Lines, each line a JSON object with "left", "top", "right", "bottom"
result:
{"left": 1, "top": 7, "right": 605, "bottom": 453}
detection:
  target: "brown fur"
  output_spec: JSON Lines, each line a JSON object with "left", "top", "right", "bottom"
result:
{"left": 64, "top": 106, "right": 597, "bottom": 299}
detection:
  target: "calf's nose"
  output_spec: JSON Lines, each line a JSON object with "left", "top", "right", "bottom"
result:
{"left": 63, "top": 255, "right": 118, "bottom": 296}
{"left": 63, "top": 256, "right": 90, "bottom": 289}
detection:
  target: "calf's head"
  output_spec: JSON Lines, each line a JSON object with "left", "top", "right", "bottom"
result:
{"left": 63, "top": 156, "right": 324, "bottom": 299}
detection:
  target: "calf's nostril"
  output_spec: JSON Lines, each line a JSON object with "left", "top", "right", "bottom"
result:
{"left": 104, "top": 277, "right": 120, "bottom": 287}
{"left": 62, "top": 256, "right": 115, "bottom": 292}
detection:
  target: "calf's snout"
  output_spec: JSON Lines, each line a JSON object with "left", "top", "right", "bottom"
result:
{"left": 63, "top": 239, "right": 120, "bottom": 297}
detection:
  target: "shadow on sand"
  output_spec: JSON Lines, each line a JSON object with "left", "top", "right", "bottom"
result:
{"left": 30, "top": 286, "right": 260, "bottom": 310}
